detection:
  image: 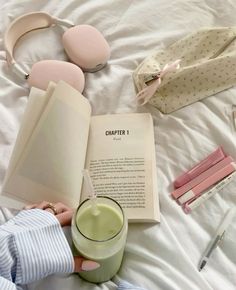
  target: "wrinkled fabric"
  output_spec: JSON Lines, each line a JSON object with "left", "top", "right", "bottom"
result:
{"left": 0, "top": 1, "right": 236, "bottom": 290}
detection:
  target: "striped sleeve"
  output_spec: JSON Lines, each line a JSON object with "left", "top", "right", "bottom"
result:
{"left": 0, "top": 209, "right": 74, "bottom": 285}
{"left": 0, "top": 277, "right": 19, "bottom": 290}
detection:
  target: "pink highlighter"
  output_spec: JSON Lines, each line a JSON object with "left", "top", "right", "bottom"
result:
{"left": 171, "top": 155, "right": 234, "bottom": 200}
{"left": 178, "top": 161, "right": 236, "bottom": 204}
{"left": 173, "top": 146, "right": 226, "bottom": 188}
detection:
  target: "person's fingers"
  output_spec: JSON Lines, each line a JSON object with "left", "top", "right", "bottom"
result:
{"left": 24, "top": 201, "right": 74, "bottom": 226}
{"left": 49, "top": 203, "right": 74, "bottom": 226}
{"left": 23, "top": 203, "right": 38, "bottom": 210}
{"left": 44, "top": 207, "right": 55, "bottom": 215}
{"left": 24, "top": 201, "right": 58, "bottom": 212}
{"left": 54, "top": 202, "right": 71, "bottom": 214}
{"left": 56, "top": 210, "right": 74, "bottom": 226}
{"left": 24, "top": 201, "right": 56, "bottom": 214}
{"left": 36, "top": 201, "right": 52, "bottom": 210}
{"left": 24, "top": 201, "right": 53, "bottom": 210}
{"left": 74, "top": 256, "right": 100, "bottom": 272}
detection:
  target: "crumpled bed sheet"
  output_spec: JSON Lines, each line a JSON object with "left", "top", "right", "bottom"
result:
{"left": 0, "top": 1, "right": 236, "bottom": 290}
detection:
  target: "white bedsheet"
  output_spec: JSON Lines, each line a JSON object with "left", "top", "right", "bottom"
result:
{"left": 0, "top": 1, "right": 236, "bottom": 289}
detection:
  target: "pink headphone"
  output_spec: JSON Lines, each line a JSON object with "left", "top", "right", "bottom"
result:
{"left": 4, "top": 12, "right": 111, "bottom": 92}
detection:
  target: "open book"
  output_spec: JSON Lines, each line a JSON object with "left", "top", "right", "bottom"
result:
{"left": 1, "top": 81, "right": 160, "bottom": 223}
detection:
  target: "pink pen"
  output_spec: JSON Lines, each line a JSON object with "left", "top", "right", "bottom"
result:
{"left": 178, "top": 161, "right": 236, "bottom": 205}
{"left": 173, "top": 146, "right": 226, "bottom": 188}
{"left": 171, "top": 156, "right": 234, "bottom": 200}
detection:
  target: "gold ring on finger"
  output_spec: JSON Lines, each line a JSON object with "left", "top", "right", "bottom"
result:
{"left": 44, "top": 203, "right": 57, "bottom": 215}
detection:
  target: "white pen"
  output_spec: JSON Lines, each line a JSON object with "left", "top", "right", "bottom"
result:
{"left": 184, "top": 170, "right": 236, "bottom": 213}
{"left": 232, "top": 105, "right": 236, "bottom": 131}
{"left": 198, "top": 207, "right": 236, "bottom": 271}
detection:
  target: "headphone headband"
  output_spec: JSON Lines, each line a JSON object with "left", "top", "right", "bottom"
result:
{"left": 4, "top": 12, "right": 74, "bottom": 77}
{"left": 4, "top": 12, "right": 110, "bottom": 92}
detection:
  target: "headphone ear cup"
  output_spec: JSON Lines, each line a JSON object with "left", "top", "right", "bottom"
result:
{"left": 62, "top": 24, "right": 110, "bottom": 72}
{"left": 28, "top": 60, "right": 85, "bottom": 92}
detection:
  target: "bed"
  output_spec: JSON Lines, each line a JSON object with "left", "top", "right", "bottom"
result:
{"left": 0, "top": 1, "right": 236, "bottom": 289}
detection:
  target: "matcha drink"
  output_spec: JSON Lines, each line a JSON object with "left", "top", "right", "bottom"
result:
{"left": 72, "top": 196, "right": 128, "bottom": 283}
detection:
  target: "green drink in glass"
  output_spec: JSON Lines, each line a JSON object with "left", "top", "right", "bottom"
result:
{"left": 72, "top": 196, "right": 128, "bottom": 283}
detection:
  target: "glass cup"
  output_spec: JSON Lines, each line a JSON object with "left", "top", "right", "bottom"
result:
{"left": 71, "top": 196, "right": 128, "bottom": 283}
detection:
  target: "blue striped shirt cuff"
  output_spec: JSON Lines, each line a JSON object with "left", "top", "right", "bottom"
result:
{"left": 0, "top": 277, "right": 18, "bottom": 290}
{"left": 0, "top": 209, "right": 74, "bottom": 284}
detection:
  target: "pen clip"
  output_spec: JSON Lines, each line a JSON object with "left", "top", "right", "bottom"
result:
{"left": 217, "top": 230, "right": 226, "bottom": 246}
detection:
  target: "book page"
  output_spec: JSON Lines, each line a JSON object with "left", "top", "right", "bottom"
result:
{"left": 3, "top": 84, "right": 55, "bottom": 186}
{"left": 0, "top": 85, "right": 54, "bottom": 209}
{"left": 81, "top": 113, "right": 160, "bottom": 222}
{"left": 3, "top": 81, "right": 91, "bottom": 208}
